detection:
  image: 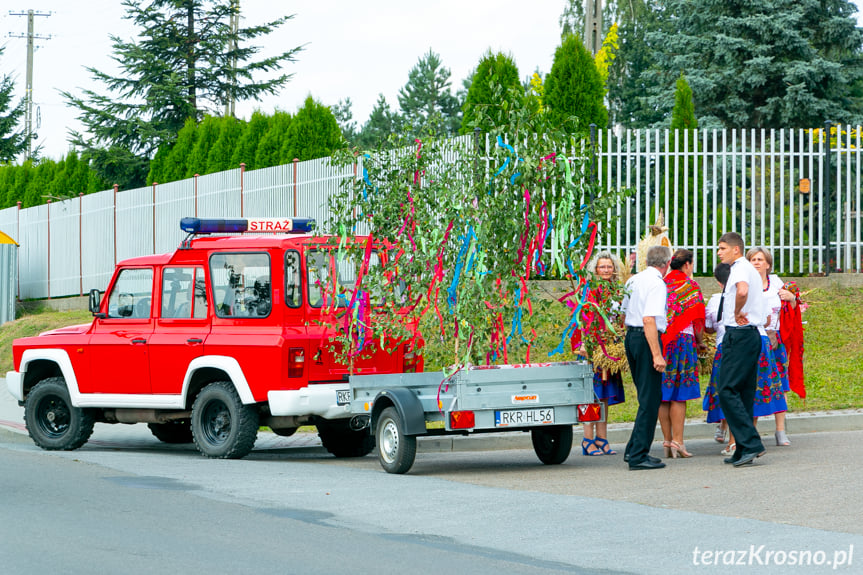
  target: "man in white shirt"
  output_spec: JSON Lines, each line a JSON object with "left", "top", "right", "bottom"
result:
{"left": 716, "top": 232, "right": 767, "bottom": 467}
{"left": 622, "top": 245, "right": 671, "bottom": 470}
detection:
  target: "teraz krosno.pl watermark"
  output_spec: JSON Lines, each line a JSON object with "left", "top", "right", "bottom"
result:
{"left": 692, "top": 545, "right": 854, "bottom": 569}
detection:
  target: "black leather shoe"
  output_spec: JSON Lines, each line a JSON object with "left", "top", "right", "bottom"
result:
{"left": 723, "top": 455, "right": 739, "bottom": 465}
{"left": 629, "top": 459, "right": 666, "bottom": 470}
{"left": 733, "top": 450, "right": 766, "bottom": 467}
{"left": 624, "top": 453, "right": 660, "bottom": 464}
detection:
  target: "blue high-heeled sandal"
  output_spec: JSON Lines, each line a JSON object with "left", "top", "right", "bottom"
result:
{"left": 582, "top": 438, "right": 603, "bottom": 456}
{"left": 594, "top": 437, "right": 617, "bottom": 455}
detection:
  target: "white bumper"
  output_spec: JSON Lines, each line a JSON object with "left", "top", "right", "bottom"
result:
{"left": 268, "top": 383, "right": 351, "bottom": 420}
{"left": 6, "top": 371, "right": 23, "bottom": 402}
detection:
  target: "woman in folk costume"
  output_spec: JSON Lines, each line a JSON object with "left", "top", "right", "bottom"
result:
{"left": 658, "top": 249, "right": 706, "bottom": 458}
{"left": 747, "top": 247, "right": 800, "bottom": 446}
{"left": 702, "top": 263, "right": 730, "bottom": 447}
{"left": 571, "top": 252, "right": 628, "bottom": 456}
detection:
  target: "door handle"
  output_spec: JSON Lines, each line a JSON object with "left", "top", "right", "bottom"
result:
{"left": 187, "top": 338, "right": 203, "bottom": 344}
{"left": 131, "top": 338, "right": 147, "bottom": 344}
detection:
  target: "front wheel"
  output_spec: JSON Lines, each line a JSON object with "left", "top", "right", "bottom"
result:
{"left": 375, "top": 407, "right": 417, "bottom": 474}
{"left": 24, "top": 377, "right": 95, "bottom": 451}
{"left": 531, "top": 425, "right": 573, "bottom": 465}
{"left": 191, "top": 382, "right": 259, "bottom": 459}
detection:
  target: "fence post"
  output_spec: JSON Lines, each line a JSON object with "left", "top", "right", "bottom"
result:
{"left": 152, "top": 182, "right": 157, "bottom": 255}
{"left": 293, "top": 158, "right": 299, "bottom": 217}
{"left": 113, "top": 184, "right": 118, "bottom": 266}
{"left": 46, "top": 199, "right": 51, "bottom": 299}
{"left": 16, "top": 201, "right": 21, "bottom": 301}
{"left": 240, "top": 163, "right": 246, "bottom": 217}
{"left": 824, "top": 120, "right": 832, "bottom": 275}
{"left": 79, "top": 192, "right": 84, "bottom": 296}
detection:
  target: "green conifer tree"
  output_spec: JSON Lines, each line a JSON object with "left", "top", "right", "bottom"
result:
{"left": 282, "top": 96, "right": 343, "bottom": 162}
{"left": 543, "top": 35, "right": 608, "bottom": 133}
{"left": 254, "top": 111, "right": 292, "bottom": 169}
{"left": 186, "top": 116, "right": 223, "bottom": 178}
{"left": 231, "top": 111, "right": 271, "bottom": 170}
{"left": 206, "top": 116, "right": 246, "bottom": 173}
{"left": 460, "top": 52, "right": 523, "bottom": 134}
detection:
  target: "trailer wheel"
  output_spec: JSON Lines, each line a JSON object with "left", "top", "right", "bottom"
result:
{"left": 24, "top": 377, "right": 95, "bottom": 451}
{"left": 376, "top": 407, "right": 416, "bottom": 474}
{"left": 148, "top": 420, "right": 193, "bottom": 444}
{"left": 191, "top": 381, "right": 259, "bottom": 459}
{"left": 531, "top": 425, "right": 573, "bottom": 465}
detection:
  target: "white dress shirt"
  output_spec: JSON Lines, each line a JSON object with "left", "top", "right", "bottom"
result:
{"left": 705, "top": 293, "right": 726, "bottom": 342}
{"left": 721, "top": 256, "right": 766, "bottom": 328}
{"left": 622, "top": 266, "right": 668, "bottom": 332}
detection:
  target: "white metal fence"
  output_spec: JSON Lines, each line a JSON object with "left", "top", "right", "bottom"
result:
{"left": 0, "top": 127, "right": 858, "bottom": 300}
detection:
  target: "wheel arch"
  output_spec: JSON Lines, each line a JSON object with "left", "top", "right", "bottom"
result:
{"left": 370, "top": 388, "right": 426, "bottom": 436}
{"left": 181, "top": 356, "right": 256, "bottom": 409}
{"left": 15, "top": 349, "right": 80, "bottom": 403}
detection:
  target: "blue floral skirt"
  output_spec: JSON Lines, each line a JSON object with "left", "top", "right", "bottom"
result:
{"left": 773, "top": 332, "right": 790, "bottom": 393}
{"left": 702, "top": 343, "right": 725, "bottom": 423}
{"left": 593, "top": 370, "right": 625, "bottom": 406}
{"left": 662, "top": 333, "right": 701, "bottom": 402}
{"left": 753, "top": 335, "right": 788, "bottom": 417}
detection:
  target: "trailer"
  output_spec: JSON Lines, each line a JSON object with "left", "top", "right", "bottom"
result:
{"left": 349, "top": 361, "right": 601, "bottom": 473}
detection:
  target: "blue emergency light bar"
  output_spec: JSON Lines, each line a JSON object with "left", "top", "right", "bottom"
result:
{"left": 180, "top": 217, "right": 316, "bottom": 235}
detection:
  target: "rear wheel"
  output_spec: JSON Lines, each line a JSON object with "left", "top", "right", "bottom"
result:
{"left": 531, "top": 425, "right": 573, "bottom": 465}
{"left": 148, "top": 420, "right": 193, "bottom": 444}
{"left": 317, "top": 420, "right": 374, "bottom": 457}
{"left": 191, "top": 382, "right": 259, "bottom": 459}
{"left": 375, "top": 407, "right": 416, "bottom": 474}
{"left": 24, "top": 377, "right": 95, "bottom": 451}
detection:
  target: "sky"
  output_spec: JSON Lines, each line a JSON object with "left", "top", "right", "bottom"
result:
{"left": 2, "top": 0, "right": 863, "bottom": 161}
{"left": 0, "top": 0, "right": 567, "bottom": 160}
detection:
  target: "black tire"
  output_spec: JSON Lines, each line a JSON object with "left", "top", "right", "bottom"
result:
{"left": 270, "top": 427, "right": 298, "bottom": 437}
{"left": 24, "top": 377, "right": 95, "bottom": 451}
{"left": 148, "top": 420, "right": 193, "bottom": 444}
{"left": 317, "top": 420, "right": 374, "bottom": 458}
{"left": 191, "top": 381, "right": 259, "bottom": 459}
{"left": 375, "top": 407, "right": 417, "bottom": 474}
{"left": 531, "top": 425, "right": 573, "bottom": 465}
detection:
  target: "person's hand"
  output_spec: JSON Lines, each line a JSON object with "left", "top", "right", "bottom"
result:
{"left": 778, "top": 287, "right": 795, "bottom": 302}
{"left": 653, "top": 354, "right": 667, "bottom": 372}
{"left": 734, "top": 310, "right": 749, "bottom": 325}
{"left": 697, "top": 341, "right": 708, "bottom": 354}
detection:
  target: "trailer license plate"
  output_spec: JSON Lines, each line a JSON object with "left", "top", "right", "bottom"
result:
{"left": 494, "top": 408, "right": 555, "bottom": 427}
{"left": 336, "top": 390, "right": 351, "bottom": 405}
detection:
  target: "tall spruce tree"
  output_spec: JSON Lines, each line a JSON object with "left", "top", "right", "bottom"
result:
{"left": 0, "top": 47, "right": 26, "bottom": 163}
{"left": 63, "top": 0, "right": 302, "bottom": 189}
{"left": 398, "top": 49, "right": 461, "bottom": 137}
{"left": 358, "top": 94, "right": 399, "bottom": 148}
{"left": 543, "top": 35, "right": 608, "bottom": 133}
{"left": 231, "top": 110, "right": 270, "bottom": 170}
{"left": 645, "top": 0, "right": 863, "bottom": 128}
{"left": 460, "top": 52, "right": 523, "bottom": 134}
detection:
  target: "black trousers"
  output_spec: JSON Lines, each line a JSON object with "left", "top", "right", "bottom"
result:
{"left": 718, "top": 326, "right": 765, "bottom": 455}
{"left": 624, "top": 329, "right": 663, "bottom": 465}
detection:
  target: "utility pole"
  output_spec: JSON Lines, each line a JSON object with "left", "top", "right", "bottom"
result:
{"left": 225, "top": 0, "right": 240, "bottom": 117}
{"left": 583, "top": 0, "right": 603, "bottom": 56}
{"left": 9, "top": 9, "right": 52, "bottom": 160}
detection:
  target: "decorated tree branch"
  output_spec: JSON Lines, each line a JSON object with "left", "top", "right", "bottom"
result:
{"left": 325, "top": 85, "right": 630, "bottom": 374}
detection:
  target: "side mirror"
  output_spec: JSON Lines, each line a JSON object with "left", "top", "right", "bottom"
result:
{"left": 89, "top": 289, "right": 105, "bottom": 318}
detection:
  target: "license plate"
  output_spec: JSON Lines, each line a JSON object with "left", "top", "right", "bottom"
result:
{"left": 494, "top": 408, "right": 555, "bottom": 427}
{"left": 336, "top": 389, "right": 351, "bottom": 405}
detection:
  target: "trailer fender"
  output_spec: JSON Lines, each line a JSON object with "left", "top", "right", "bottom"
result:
{"left": 370, "top": 388, "right": 426, "bottom": 436}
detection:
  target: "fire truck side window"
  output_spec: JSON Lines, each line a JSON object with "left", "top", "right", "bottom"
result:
{"left": 107, "top": 268, "right": 154, "bottom": 319}
{"left": 161, "top": 267, "right": 207, "bottom": 319}
{"left": 285, "top": 250, "right": 302, "bottom": 308}
{"left": 210, "top": 253, "right": 271, "bottom": 318}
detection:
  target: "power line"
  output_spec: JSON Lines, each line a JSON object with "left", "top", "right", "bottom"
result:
{"left": 9, "top": 9, "right": 52, "bottom": 160}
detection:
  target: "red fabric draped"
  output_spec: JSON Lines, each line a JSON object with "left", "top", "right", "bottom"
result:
{"left": 661, "top": 270, "right": 705, "bottom": 352}
{"left": 780, "top": 281, "right": 806, "bottom": 399}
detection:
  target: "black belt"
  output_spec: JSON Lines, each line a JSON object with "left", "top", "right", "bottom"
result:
{"left": 626, "top": 326, "right": 664, "bottom": 334}
{"left": 726, "top": 325, "right": 757, "bottom": 330}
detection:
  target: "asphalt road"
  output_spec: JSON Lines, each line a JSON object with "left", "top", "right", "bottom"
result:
{"left": 2, "top": 424, "right": 862, "bottom": 575}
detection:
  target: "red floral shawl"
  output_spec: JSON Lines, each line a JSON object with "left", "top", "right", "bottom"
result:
{"left": 661, "top": 270, "right": 705, "bottom": 351}
{"left": 780, "top": 281, "right": 806, "bottom": 398}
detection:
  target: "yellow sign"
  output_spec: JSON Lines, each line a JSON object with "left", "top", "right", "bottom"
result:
{"left": 799, "top": 178, "right": 811, "bottom": 194}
